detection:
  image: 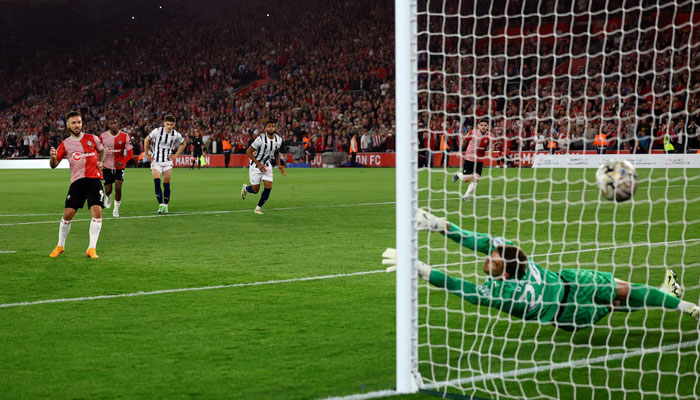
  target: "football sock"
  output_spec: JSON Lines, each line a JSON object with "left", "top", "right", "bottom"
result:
{"left": 89, "top": 218, "right": 102, "bottom": 249}
{"left": 163, "top": 183, "right": 171, "bottom": 204}
{"left": 154, "top": 178, "right": 163, "bottom": 203}
{"left": 58, "top": 218, "right": 72, "bottom": 247}
{"left": 626, "top": 284, "right": 681, "bottom": 309}
{"left": 464, "top": 182, "right": 477, "bottom": 198}
{"left": 258, "top": 187, "right": 271, "bottom": 207}
{"left": 114, "top": 200, "right": 121, "bottom": 211}
{"left": 246, "top": 185, "right": 255, "bottom": 193}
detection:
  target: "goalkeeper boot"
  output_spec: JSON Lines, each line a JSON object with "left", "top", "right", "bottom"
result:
{"left": 661, "top": 269, "right": 683, "bottom": 298}
{"left": 50, "top": 245, "right": 65, "bottom": 258}
{"left": 415, "top": 209, "right": 448, "bottom": 232}
{"left": 241, "top": 184, "right": 248, "bottom": 200}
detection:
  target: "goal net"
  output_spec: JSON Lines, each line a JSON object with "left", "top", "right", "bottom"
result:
{"left": 396, "top": 0, "right": 700, "bottom": 398}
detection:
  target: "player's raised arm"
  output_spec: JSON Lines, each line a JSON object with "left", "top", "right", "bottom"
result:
{"left": 49, "top": 142, "right": 65, "bottom": 169}
{"left": 416, "top": 209, "right": 513, "bottom": 254}
{"left": 382, "top": 248, "right": 491, "bottom": 307}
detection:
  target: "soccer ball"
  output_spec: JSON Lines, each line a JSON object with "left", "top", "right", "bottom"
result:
{"left": 595, "top": 159, "right": 638, "bottom": 202}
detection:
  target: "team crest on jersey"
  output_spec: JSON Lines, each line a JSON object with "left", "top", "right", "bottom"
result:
{"left": 87, "top": 140, "right": 92, "bottom": 146}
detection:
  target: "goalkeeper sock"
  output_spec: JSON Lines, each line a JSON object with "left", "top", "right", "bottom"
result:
{"left": 258, "top": 187, "right": 271, "bottom": 208}
{"left": 154, "top": 179, "right": 163, "bottom": 204}
{"left": 57, "top": 218, "right": 72, "bottom": 247}
{"left": 626, "top": 283, "right": 681, "bottom": 309}
{"left": 163, "top": 183, "right": 171, "bottom": 204}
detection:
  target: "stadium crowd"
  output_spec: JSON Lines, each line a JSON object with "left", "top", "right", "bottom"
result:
{"left": 1, "top": 0, "right": 698, "bottom": 161}
{"left": 418, "top": 0, "right": 700, "bottom": 155}
{"left": 0, "top": 0, "right": 395, "bottom": 160}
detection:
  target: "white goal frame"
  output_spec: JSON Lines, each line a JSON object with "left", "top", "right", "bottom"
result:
{"left": 395, "top": 0, "right": 420, "bottom": 394}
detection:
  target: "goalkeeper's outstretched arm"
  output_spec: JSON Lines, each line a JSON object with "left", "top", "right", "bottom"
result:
{"left": 382, "top": 248, "right": 491, "bottom": 307}
{"left": 415, "top": 209, "right": 513, "bottom": 255}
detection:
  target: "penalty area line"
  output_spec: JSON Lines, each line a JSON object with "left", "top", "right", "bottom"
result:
{"left": 0, "top": 250, "right": 17, "bottom": 254}
{"left": 0, "top": 269, "right": 387, "bottom": 309}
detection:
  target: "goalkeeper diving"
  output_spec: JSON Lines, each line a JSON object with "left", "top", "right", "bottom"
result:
{"left": 384, "top": 209, "right": 700, "bottom": 331}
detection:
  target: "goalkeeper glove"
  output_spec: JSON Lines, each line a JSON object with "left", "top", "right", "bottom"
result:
{"left": 415, "top": 209, "right": 449, "bottom": 232}
{"left": 382, "top": 248, "right": 431, "bottom": 280}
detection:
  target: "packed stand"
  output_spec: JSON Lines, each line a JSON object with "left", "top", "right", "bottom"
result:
{"left": 0, "top": 0, "right": 396, "bottom": 160}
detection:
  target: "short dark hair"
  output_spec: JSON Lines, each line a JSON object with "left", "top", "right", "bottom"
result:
{"left": 164, "top": 115, "right": 177, "bottom": 123}
{"left": 479, "top": 117, "right": 490, "bottom": 125}
{"left": 265, "top": 119, "right": 277, "bottom": 126}
{"left": 65, "top": 111, "right": 82, "bottom": 120}
{"left": 497, "top": 244, "right": 528, "bottom": 279}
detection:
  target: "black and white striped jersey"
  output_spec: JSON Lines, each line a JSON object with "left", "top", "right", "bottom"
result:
{"left": 250, "top": 133, "right": 282, "bottom": 167}
{"left": 148, "top": 127, "right": 185, "bottom": 163}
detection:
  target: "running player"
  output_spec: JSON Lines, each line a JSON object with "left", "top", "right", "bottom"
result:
{"left": 383, "top": 209, "right": 700, "bottom": 331}
{"left": 49, "top": 111, "right": 107, "bottom": 259}
{"left": 143, "top": 115, "right": 187, "bottom": 213}
{"left": 100, "top": 118, "right": 133, "bottom": 217}
{"left": 241, "top": 119, "right": 286, "bottom": 214}
{"left": 453, "top": 118, "right": 490, "bottom": 201}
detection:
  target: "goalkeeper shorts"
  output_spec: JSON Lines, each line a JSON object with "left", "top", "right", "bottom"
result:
{"left": 554, "top": 268, "right": 617, "bottom": 331}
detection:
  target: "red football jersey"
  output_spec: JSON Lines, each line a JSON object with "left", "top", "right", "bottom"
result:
{"left": 55, "top": 133, "right": 104, "bottom": 183}
{"left": 463, "top": 129, "right": 490, "bottom": 161}
{"left": 100, "top": 130, "right": 133, "bottom": 169}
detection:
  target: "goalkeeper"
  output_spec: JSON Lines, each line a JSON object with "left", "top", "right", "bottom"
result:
{"left": 384, "top": 210, "right": 700, "bottom": 331}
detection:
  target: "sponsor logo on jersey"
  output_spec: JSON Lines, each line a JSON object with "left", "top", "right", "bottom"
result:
{"left": 71, "top": 152, "right": 96, "bottom": 161}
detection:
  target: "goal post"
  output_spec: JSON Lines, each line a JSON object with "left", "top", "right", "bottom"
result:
{"left": 396, "top": 0, "right": 700, "bottom": 398}
{"left": 395, "top": 0, "right": 420, "bottom": 394}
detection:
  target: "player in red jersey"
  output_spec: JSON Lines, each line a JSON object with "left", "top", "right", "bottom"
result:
{"left": 49, "top": 111, "right": 107, "bottom": 259}
{"left": 100, "top": 118, "right": 133, "bottom": 217}
{"left": 452, "top": 118, "right": 490, "bottom": 201}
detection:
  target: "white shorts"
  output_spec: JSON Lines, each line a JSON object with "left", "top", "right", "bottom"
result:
{"left": 151, "top": 161, "right": 174, "bottom": 173}
{"left": 249, "top": 163, "right": 273, "bottom": 185}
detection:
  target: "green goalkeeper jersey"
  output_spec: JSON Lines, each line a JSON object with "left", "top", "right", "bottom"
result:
{"left": 428, "top": 223, "right": 566, "bottom": 322}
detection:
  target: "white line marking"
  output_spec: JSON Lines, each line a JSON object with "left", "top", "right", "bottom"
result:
{"left": 0, "top": 202, "right": 396, "bottom": 227}
{"left": 0, "top": 250, "right": 16, "bottom": 254}
{"left": 425, "top": 339, "right": 700, "bottom": 389}
{"left": 318, "top": 389, "right": 401, "bottom": 400}
{"left": 318, "top": 339, "right": 700, "bottom": 400}
{"left": 0, "top": 269, "right": 387, "bottom": 309}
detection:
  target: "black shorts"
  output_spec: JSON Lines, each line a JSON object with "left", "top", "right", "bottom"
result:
{"left": 65, "top": 178, "right": 104, "bottom": 210}
{"left": 103, "top": 168, "right": 125, "bottom": 185}
{"left": 462, "top": 160, "right": 483, "bottom": 175}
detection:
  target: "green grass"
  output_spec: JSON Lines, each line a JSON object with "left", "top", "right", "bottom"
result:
{"left": 0, "top": 167, "right": 699, "bottom": 399}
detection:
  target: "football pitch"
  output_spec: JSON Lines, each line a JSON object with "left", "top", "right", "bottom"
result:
{"left": 1, "top": 167, "right": 699, "bottom": 399}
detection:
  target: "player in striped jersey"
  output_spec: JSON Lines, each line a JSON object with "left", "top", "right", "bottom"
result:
{"left": 384, "top": 209, "right": 700, "bottom": 331}
{"left": 452, "top": 118, "right": 490, "bottom": 201}
{"left": 143, "top": 115, "right": 187, "bottom": 213}
{"left": 100, "top": 118, "right": 133, "bottom": 217}
{"left": 49, "top": 111, "right": 107, "bottom": 259}
{"left": 241, "top": 120, "right": 286, "bottom": 214}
